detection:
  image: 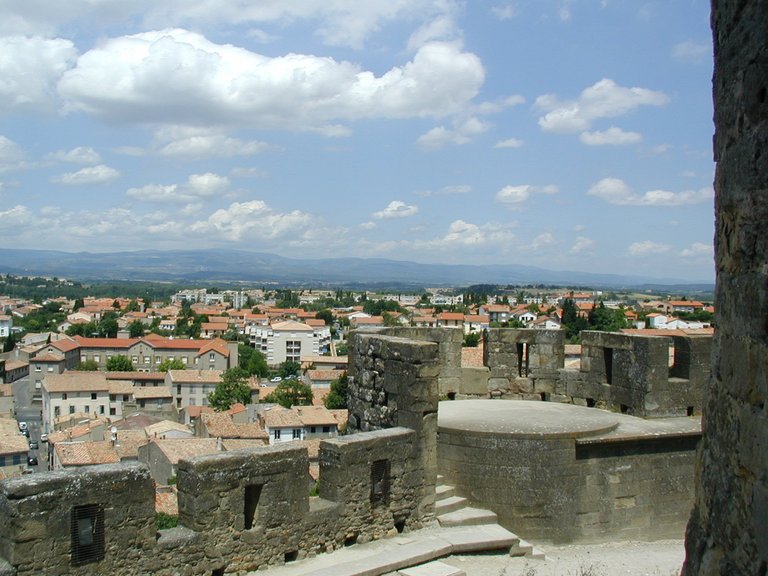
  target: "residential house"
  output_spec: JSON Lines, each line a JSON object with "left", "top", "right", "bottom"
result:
{"left": 0, "top": 315, "right": 11, "bottom": 338}
{"left": 52, "top": 440, "right": 120, "bottom": 470}
{"left": 41, "top": 372, "right": 113, "bottom": 433}
{"left": 165, "top": 369, "right": 223, "bottom": 412}
{"left": 0, "top": 419, "right": 29, "bottom": 478}
{"left": 463, "top": 314, "right": 490, "bottom": 335}
{"left": 293, "top": 406, "right": 340, "bottom": 440}
{"left": 138, "top": 438, "right": 222, "bottom": 485}
{"left": 531, "top": 316, "right": 562, "bottom": 330}
{"left": 3, "top": 360, "right": 28, "bottom": 384}
{"left": 195, "top": 411, "right": 268, "bottom": 444}
{"left": 479, "top": 304, "right": 511, "bottom": 324}
{"left": 436, "top": 312, "right": 464, "bottom": 328}
{"left": 260, "top": 407, "right": 305, "bottom": 444}
{"left": 305, "top": 369, "right": 345, "bottom": 388}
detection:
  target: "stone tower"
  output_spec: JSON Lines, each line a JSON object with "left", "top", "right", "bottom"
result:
{"left": 682, "top": 2, "right": 768, "bottom": 574}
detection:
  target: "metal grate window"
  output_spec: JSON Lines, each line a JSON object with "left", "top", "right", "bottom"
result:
{"left": 71, "top": 504, "right": 105, "bottom": 566}
{"left": 370, "top": 459, "right": 391, "bottom": 505}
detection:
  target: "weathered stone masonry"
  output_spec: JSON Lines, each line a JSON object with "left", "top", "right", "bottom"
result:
{"left": 0, "top": 427, "right": 422, "bottom": 575}
{"left": 683, "top": 1, "right": 768, "bottom": 574}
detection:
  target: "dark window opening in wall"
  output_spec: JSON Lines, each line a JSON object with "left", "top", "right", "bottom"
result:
{"left": 517, "top": 343, "right": 530, "bottom": 377}
{"left": 446, "top": 392, "right": 456, "bottom": 401}
{"left": 620, "top": 404, "right": 629, "bottom": 414}
{"left": 284, "top": 550, "right": 298, "bottom": 563}
{"left": 603, "top": 348, "right": 614, "bottom": 384}
{"left": 539, "top": 392, "right": 548, "bottom": 402}
{"left": 586, "top": 398, "right": 596, "bottom": 408}
{"left": 687, "top": 406, "right": 695, "bottom": 416}
{"left": 71, "top": 504, "right": 105, "bottom": 566}
{"left": 212, "top": 568, "right": 225, "bottom": 576}
{"left": 243, "top": 484, "right": 263, "bottom": 530}
{"left": 394, "top": 519, "right": 406, "bottom": 533}
{"left": 344, "top": 534, "right": 357, "bottom": 547}
{"left": 370, "top": 459, "right": 391, "bottom": 505}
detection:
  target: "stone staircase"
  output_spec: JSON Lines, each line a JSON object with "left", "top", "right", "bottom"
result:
{"left": 434, "top": 478, "right": 544, "bottom": 560}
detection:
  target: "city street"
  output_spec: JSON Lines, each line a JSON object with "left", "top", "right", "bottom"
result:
{"left": 12, "top": 375, "right": 45, "bottom": 473}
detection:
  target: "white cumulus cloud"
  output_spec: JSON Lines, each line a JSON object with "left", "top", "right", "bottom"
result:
{"left": 0, "top": 36, "right": 77, "bottom": 113}
{"left": 680, "top": 242, "right": 712, "bottom": 257}
{"left": 629, "top": 240, "right": 670, "bottom": 256}
{"left": 580, "top": 126, "right": 642, "bottom": 146}
{"left": 190, "top": 200, "right": 313, "bottom": 241}
{"left": 47, "top": 146, "right": 101, "bottom": 164}
{"left": 571, "top": 236, "right": 594, "bottom": 253}
{"left": 58, "top": 29, "right": 485, "bottom": 132}
{"left": 496, "top": 184, "right": 558, "bottom": 206}
{"left": 127, "top": 172, "right": 229, "bottom": 203}
{"left": 587, "top": 177, "right": 713, "bottom": 206}
{"left": 494, "top": 138, "right": 524, "bottom": 148}
{"left": 52, "top": 165, "right": 120, "bottom": 185}
{"left": 535, "top": 78, "right": 668, "bottom": 134}
{"left": 373, "top": 200, "right": 419, "bottom": 219}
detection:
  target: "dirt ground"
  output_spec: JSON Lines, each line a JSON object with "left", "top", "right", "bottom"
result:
{"left": 438, "top": 539, "right": 685, "bottom": 576}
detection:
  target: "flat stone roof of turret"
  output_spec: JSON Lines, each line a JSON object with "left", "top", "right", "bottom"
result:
{"left": 438, "top": 400, "right": 701, "bottom": 441}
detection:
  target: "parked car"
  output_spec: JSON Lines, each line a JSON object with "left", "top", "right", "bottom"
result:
{"left": 20, "top": 429, "right": 29, "bottom": 438}
{"left": 40, "top": 433, "right": 48, "bottom": 442}
{"left": 270, "top": 376, "right": 282, "bottom": 383}
{"left": 27, "top": 456, "right": 38, "bottom": 466}
{"left": 18, "top": 421, "right": 27, "bottom": 431}
{"left": 28, "top": 441, "right": 39, "bottom": 450}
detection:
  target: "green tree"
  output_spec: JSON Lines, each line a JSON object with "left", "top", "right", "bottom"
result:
{"left": 463, "top": 333, "right": 481, "bottom": 347}
{"left": 264, "top": 379, "right": 313, "bottom": 408}
{"left": 77, "top": 359, "right": 99, "bottom": 371}
{"left": 106, "top": 355, "right": 135, "bottom": 371}
{"left": 315, "top": 309, "right": 334, "bottom": 326}
{"left": 98, "top": 313, "right": 119, "bottom": 338}
{"left": 238, "top": 344, "right": 269, "bottom": 377}
{"left": 158, "top": 358, "right": 186, "bottom": 372}
{"left": 324, "top": 373, "right": 348, "bottom": 409}
{"left": 128, "top": 319, "right": 145, "bottom": 338}
{"left": 2, "top": 333, "right": 16, "bottom": 353}
{"left": 72, "top": 298, "right": 84, "bottom": 312}
{"left": 208, "top": 368, "right": 252, "bottom": 411}
{"left": 278, "top": 360, "right": 301, "bottom": 379}
{"left": 125, "top": 299, "right": 141, "bottom": 313}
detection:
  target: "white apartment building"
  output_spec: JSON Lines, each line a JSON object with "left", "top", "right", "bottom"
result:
{"left": 42, "top": 372, "right": 114, "bottom": 431}
{"left": 0, "top": 315, "right": 11, "bottom": 338}
{"left": 247, "top": 320, "right": 330, "bottom": 366}
{"left": 165, "top": 369, "right": 223, "bottom": 410}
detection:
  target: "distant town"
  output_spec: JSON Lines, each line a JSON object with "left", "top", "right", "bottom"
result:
{"left": 0, "top": 272, "right": 714, "bottom": 524}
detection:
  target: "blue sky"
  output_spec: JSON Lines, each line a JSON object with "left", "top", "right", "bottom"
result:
{"left": 0, "top": 1, "right": 714, "bottom": 282}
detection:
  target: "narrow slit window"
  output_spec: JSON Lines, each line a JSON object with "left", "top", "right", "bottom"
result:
{"left": 71, "top": 504, "right": 105, "bottom": 566}
{"left": 603, "top": 348, "right": 614, "bottom": 384}
{"left": 244, "top": 484, "right": 263, "bottom": 530}
{"left": 370, "top": 459, "right": 391, "bottom": 505}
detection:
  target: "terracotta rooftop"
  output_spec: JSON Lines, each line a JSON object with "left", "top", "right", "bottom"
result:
{"left": 152, "top": 438, "right": 221, "bottom": 464}
{"left": 200, "top": 412, "right": 268, "bottom": 440}
{"left": 43, "top": 372, "right": 109, "bottom": 393}
{"left": 262, "top": 407, "right": 303, "bottom": 428}
{"left": 155, "top": 487, "right": 178, "bottom": 515}
{"left": 293, "top": 406, "right": 338, "bottom": 427}
{"left": 56, "top": 440, "right": 120, "bottom": 466}
{"left": 168, "top": 369, "right": 223, "bottom": 383}
{"left": 132, "top": 386, "right": 173, "bottom": 399}
{"left": 145, "top": 420, "right": 193, "bottom": 439}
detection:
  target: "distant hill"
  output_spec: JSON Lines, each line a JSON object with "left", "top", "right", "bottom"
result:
{"left": 0, "top": 248, "right": 714, "bottom": 290}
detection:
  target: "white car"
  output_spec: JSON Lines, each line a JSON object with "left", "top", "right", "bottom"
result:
{"left": 40, "top": 433, "right": 49, "bottom": 442}
{"left": 18, "top": 421, "right": 28, "bottom": 432}
{"left": 270, "top": 376, "right": 282, "bottom": 383}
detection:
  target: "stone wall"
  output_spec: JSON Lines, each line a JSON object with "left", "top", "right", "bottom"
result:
{"left": 375, "top": 327, "right": 463, "bottom": 396}
{"left": 0, "top": 427, "right": 422, "bottom": 575}
{"left": 559, "top": 331, "right": 705, "bottom": 417}
{"left": 484, "top": 328, "right": 565, "bottom": 399}
{"left": 347, "top": 331, "right": 441, "bottom": 520}
{"left": 683, "top": 1, "right": 768, "bottom": 573}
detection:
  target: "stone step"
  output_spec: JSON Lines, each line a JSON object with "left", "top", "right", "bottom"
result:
{"left": 509, "top": 538, "right": 546, "bottom": 559}
{"left": 397, "top": 560, "right": 465, "bottom": 576}
{"left": 434, "top": 495, "right": 467, "bottom": 515}
{"left": 435, "top": 484, "right": 455, "bottom": 501}
{"left": 436, "top": 507, "right": 498, "bottom": 528}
